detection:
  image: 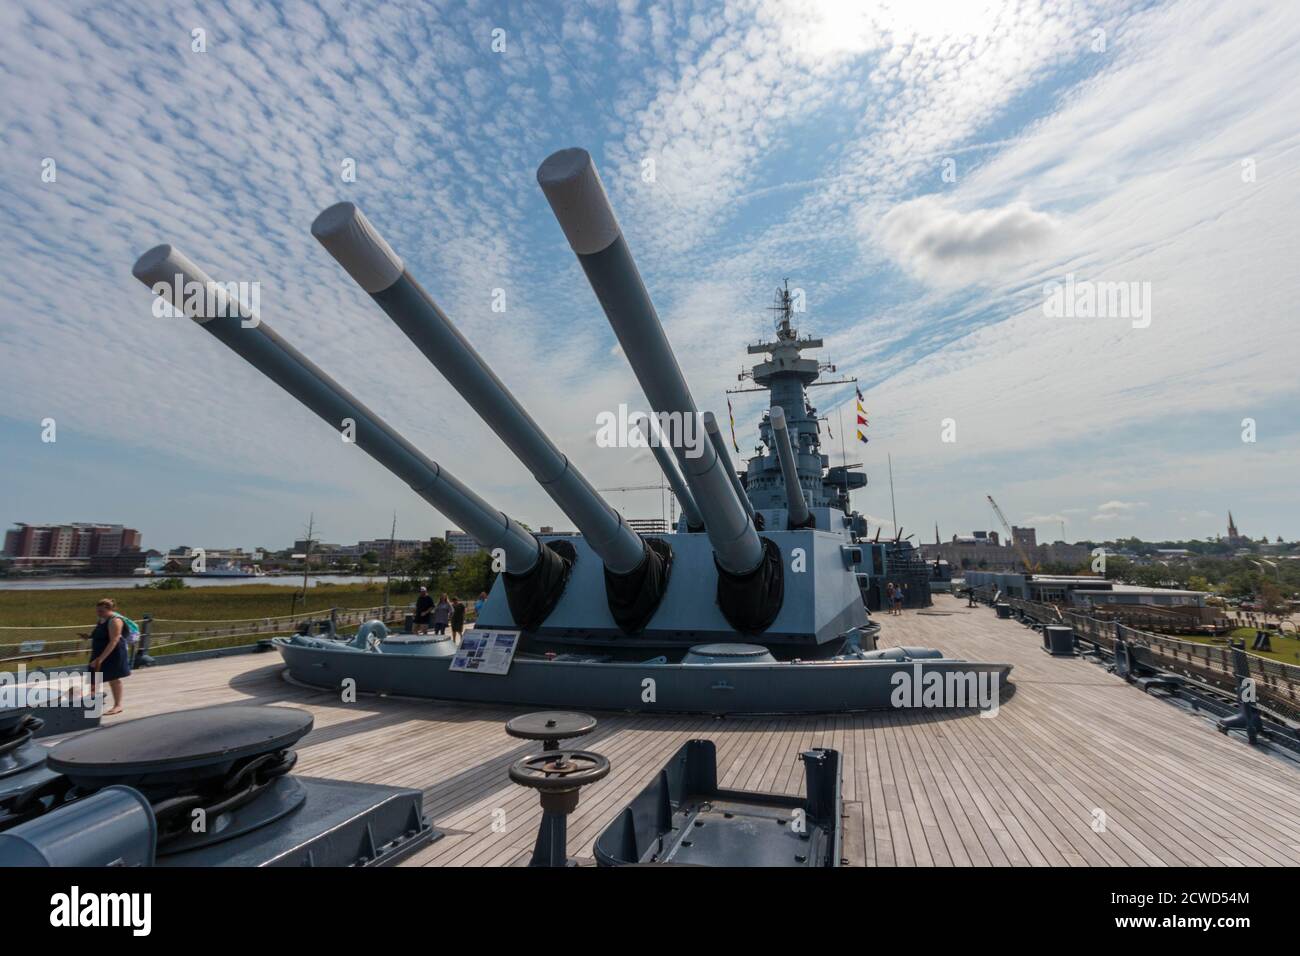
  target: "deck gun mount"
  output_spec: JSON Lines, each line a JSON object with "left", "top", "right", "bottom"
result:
{"left": 129, "top": 145, "right": 1013, "bottom": 714}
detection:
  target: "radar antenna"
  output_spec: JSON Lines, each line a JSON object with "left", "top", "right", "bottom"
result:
{"left": 770, "top": 279, "right": 795, "bottom": 338}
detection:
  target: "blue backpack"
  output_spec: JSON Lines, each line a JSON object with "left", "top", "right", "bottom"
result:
{"left": 112, "top": 612, "right": 142, "bottom": 646}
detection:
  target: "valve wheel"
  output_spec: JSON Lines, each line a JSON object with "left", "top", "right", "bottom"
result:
{"left": 509, "top": 750, "right": 609, "bottom": 791}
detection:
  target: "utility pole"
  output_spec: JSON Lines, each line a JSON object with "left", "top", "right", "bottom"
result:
{"left": 295, "top": 512, "right": 315, "bottom": 616}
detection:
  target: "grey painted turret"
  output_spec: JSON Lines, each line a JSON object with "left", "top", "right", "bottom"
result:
{"left": 537, "top": 148, "right": 763, "bottom": 576}
{"left": 702, "top": 412, "right": 755, "bottom": 522}
{"left": 768, "top": 406, "right": 811, "bottom": 528}
{"left": 634, "top": 419, "right": 704, "bottom": 531}
{"left": 130, "top": 244, "right": 540, "bottom": 575}
{"left": 310, "top": 202, "right": 645, "bottom": 576}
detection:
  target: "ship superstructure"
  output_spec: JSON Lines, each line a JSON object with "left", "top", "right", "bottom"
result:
{"left": 732, "top": 281, "right": 866, "bottom": 525}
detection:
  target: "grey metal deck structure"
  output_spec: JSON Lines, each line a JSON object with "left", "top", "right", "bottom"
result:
{"left": 56, "top": 594, "right": 1300, "bottom": 867}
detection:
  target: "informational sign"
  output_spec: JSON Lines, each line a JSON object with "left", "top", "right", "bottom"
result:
{"left": 449, "top": 629, "right": 520, "bottom": 675}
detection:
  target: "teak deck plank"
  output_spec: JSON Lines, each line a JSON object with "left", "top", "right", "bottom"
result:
{"left": 74, "top": 594, "right": 1300, "bottom": 867}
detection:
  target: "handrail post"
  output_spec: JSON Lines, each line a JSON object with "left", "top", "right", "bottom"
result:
{"left": 135, "top": 614, "right": 155, "bottom": 668}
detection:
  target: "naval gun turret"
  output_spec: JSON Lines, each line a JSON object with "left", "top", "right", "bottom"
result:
{"left": 130, "top": 144, "right": 1011, "bottom": 714}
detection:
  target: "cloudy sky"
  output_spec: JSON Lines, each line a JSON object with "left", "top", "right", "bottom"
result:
{"left": 2, "top": 0, "right": 1297, "bottom": 552}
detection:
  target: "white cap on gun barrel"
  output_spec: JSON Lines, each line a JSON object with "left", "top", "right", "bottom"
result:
{"left": 311, "top": 202, "right": 404, "bottom": 293}
{"left": 536, "top": 148, "right": 622, "bottom": 256}
{"left": 131, "top": 244, "right": 226, "bottom": 323}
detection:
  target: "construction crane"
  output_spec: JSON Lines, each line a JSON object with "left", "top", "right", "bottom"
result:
{"left": 597, "top": 480, "right": 675, "bottom": 527}
{"left": 986, "top": 494, "right": 1039, "bottom": 574}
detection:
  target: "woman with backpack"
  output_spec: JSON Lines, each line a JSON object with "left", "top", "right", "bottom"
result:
{"left": 87, "top": 597, "right": 132, "bottom": 715}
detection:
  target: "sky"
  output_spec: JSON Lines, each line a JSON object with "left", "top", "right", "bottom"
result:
{"left": 1, "top": 0, "right": 1297, "bottom": 553}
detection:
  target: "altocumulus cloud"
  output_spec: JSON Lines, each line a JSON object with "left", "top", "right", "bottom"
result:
{"left": 870, "top": 196, "right": 1059, "bottom": 286}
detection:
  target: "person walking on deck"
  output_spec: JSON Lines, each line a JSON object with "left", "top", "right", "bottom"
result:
{"left": 86, "top": 598, "right": 131, "bottom": 715}
{"left": 432, "top": 594, "right": 452, "bottom": 636}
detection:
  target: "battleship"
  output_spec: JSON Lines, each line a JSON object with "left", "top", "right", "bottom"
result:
{"left": 3, "top": 148, "right": 1297, "bottom": 876}
{"left": 119, "top": 146, "right": 1010, "bottom": 717}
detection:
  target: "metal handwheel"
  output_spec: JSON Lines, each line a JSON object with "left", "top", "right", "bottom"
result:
{"left": 509, "top": 750, "right": 610, "bottom": 791}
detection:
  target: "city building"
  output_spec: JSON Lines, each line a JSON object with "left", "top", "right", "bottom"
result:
{"left": 921, "top": 528, "right": 1089, "bottom": 572}
{"left": 89, "top": 549, "right": 160, "bottom": 575}
{"left": 2, "top": 522, "right": 142, "bottom": 568}
{"left": 357, "top": 538, "right": 427, "bottom": 561}
{"left": 965, "top": 570, "right": 1210, "bottom": 617}
{"left": 445, "top": 530, "right": 484, "bottom": 557}
{"left": 1225, "top": 511, "right": 1249, "bottom": 548}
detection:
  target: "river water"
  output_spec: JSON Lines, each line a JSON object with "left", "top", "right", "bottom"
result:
{"left": 0, "top": 575, "right": 391, "bottom": 591}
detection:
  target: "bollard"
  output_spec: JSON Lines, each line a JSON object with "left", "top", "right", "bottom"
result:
{"left": 134, "top": 614, "right": 156, "bottom": 668}
{"left": 1042, "top": 625, "right": 1074, "bottom": 657}
{"left": 1217, "top": 642, "right": 1263, "bottom": 744}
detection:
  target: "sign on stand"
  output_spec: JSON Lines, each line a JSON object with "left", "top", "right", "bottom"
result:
{"left": 449, "top": 630, "right": 520, "bottom": 675}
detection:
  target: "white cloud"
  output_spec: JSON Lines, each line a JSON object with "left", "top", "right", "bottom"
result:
{"left": 872, "top": 197, "right": 1060, "bottom": 286}
{"left": 2, "top": 0, "right": 1298, "bottom": 549}
{"left": 1096, "top": 500, "right": 1143, "bottom": 513}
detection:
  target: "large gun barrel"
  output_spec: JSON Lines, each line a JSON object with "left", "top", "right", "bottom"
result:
{"left": 537, "top": 148, "right": 763, "bottom": 577}
{"left": 310, "top": 202, "right": 646, "bottom": 576}
{"left": 634, "top": 418, "right": 704, "bottom": 531}
{"left": 768, "top": 406, "right": 811, "bottom": 528}
{"left": 130, "top": 244, "right": 540, "bottom": 576}
{"left": 702, "top": 412, "right": 755, "bottom": 521}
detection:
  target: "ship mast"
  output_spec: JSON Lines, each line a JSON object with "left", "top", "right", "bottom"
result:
{"left": 726, "top": 280, "right": 866, "bottom": 516}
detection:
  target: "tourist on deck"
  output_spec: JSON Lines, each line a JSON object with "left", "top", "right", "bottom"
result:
{"left": 86, "top": 598, "right": 131, "bottom": 716}
{"left": 885, "top": 582, "right": 896, "bottom": 616}
{"left": 450, "top": 597, "right": 466, "bottom": 642}
{"left": 895, "top": 584, "right": 906, "bottom": 614}
{"left": 414, "top": 586, "right": 433, "bottom": 634}
{"left": 432, "top": 594, "right": 452, "bottom": 635}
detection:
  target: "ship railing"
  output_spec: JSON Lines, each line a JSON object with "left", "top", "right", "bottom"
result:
{"left": 1063, "top": 610, "right": 1300, "bottom": 724}
{"left": 0, "top": 604, "right": 407, "bottom": 673}
{"left": 1006, "top": 597, "right": 1062, "bottom": 625}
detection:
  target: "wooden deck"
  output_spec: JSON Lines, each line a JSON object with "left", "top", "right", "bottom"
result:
{"left": 92, "top": 594, "right": 1300, "bottom": 866}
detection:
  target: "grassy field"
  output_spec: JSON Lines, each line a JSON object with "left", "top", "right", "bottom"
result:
{"left": 0, "top": 582, "right": 404, "bottom": 629}
{"left": 0, "top": 582, "right": 412, "bottom": 673}
{"left": 1163, "top": 626, "right": 1300, "bottom": 666}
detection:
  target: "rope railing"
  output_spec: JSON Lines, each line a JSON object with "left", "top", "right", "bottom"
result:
{"left": 0, "top": 605, "right": 409, "bottom": 669}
